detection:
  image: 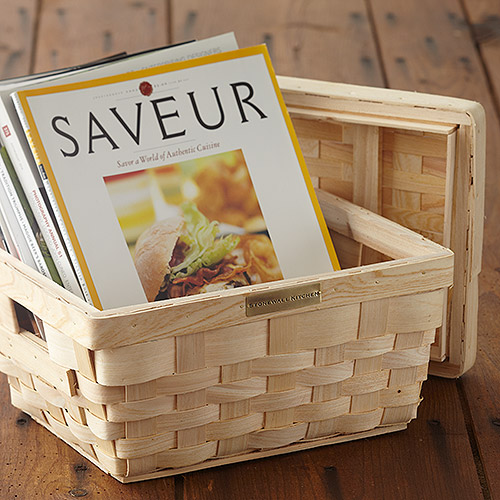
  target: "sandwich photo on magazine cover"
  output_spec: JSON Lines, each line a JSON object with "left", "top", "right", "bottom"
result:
{"left": 104, "top": 149, "right": 283, "bottom": 301}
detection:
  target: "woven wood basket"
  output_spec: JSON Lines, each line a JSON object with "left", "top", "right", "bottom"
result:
{"left": 1, "top": 77, "right": 480, "bottom": 482}
{"left": 0, "top": 185, "right": 453, "bottom": 481}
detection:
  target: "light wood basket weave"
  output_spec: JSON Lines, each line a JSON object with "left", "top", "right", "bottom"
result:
{"left": 279, "top": 77, "right": 485, "bottom": 377}
{"left": 0, "top": 187, "right": 453, "bottom": 482}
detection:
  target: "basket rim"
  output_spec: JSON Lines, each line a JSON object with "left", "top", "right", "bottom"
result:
{"left": 0, "top": 191, "right": 453, "bottom": 350}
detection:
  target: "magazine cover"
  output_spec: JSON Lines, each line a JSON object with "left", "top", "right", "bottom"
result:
{"left": 4, "top": 33, "right": 238, "bottom": 305}
{"left": 15, "top": 45, "right": 339, "bottom": 310}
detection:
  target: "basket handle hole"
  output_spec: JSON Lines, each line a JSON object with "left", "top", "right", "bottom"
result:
{"left": 13, "top": 301, "right": 45, "bottom": 340}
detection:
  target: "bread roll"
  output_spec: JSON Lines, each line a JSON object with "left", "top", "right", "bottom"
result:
{"left": 134, "top": 216, "right": 184, "bottom": 301}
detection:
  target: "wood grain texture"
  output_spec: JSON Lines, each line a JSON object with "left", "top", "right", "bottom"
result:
{"left": 460, "top": 289, "right": 500, "bottom": 498}
{"left": 369, "top": 0, "right": 493, "bottom": 274}
{"left": 463, "top": 0, "right": 500, "bottom": 115}
{"left": 370, "top": 0, "right": 497, "bottom": 496}
{"left": 280, "top": 82, "right": 483, "bottom": 359}
{"left": 33, "top": 0, "right": 169, "bottom": 73}
{"left": 0, "top": 0, "right": 37, "bottom": 79}
{"left": 353, "top": 125, "right": 381, "bottom": 213}
{"left": 171, "top": 0, "right": 385, "bottom": 85}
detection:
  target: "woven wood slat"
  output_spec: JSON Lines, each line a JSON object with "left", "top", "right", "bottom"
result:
{"left": 217, "top": 362, "right": 252, "bottom": 456}
{"left": 124, "top": 380, "right": 158, "bottom": 474}
{"left": 296, "top": 304, "right": 360, "bottom": 349}
{"left": 351, "top": 392, "right": 381, "bottom": 413}
{"left": 297, "top": 360, "right": 354, "bottom": 386}
{"left": 115, "top": 432, "right": 176, "bottom": 460}
{"left": 106, "top": 395, "right": 176, "bottom": 422}
{"left": 252, "top": 352, "right": 314, "bottom": 376}
{"left": 94, "top": 337, "right": 176, "bottom": 386}
{"left": 45, "top": 324, "right": 78, "bottom": 369}
{"left": 293, "top": 117, "right": 343, "bottom": 141}
{"left": 206, "top": 377, "right": 267, "bottom": 403}
{"left": 86, "top": 410, "right": 125, "bottom": 441}
{"left": 383, "top": 131, "right": 448, "bottom": 158}
{"left": 207, "top": 413, "right": 264, "bottom": 441}
{"left": 381, "top": 403, "right": 420, "bottom": 426}
{"left": 354, "top": 355, "right": 383, "bottom": 375}
{"left": 156, "top": 441, "right": 217, "bottom": 469}
{"left": 76, "top": 373, "right": 125, "bottom": 404}
{"left": 0, "top": 351, "right": 23, "bottom": 378}
{"left": 340, "top": 370, "right": 390, "bottom": 395}
{"left": 66, "top": 413, "right": 97, "bottom": 444}
{"left": 382, "top": 346, "right": 432, "bottom": 369}
{"left": 344, "top": 334, "right": 396, "bottom": 360}
{"left": 381, "top": 383, "right": 423, "bottom": 407}
{"left": 294, "top": 396, "right": 351, "bottom": 421}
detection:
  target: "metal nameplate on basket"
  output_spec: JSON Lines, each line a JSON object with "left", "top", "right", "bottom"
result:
{"left": 245, "top": 283, "right": 321, "bottom": 317}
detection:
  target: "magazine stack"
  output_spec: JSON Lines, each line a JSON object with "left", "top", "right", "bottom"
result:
{"left": 0, "top": 33, "right": 339, "bottom": 334}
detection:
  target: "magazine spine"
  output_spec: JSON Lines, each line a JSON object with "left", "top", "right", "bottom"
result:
{"left": 0, "top": 160, "right": 49, "bottom": 275}
{"left": 0, "top": 98, "right": 86, "bottom": 300}
{"left": 0, "top": 146, "right": 63, "bottom": 282}
{"left": 0, "top": 187, "right": 21, "bottom": 259}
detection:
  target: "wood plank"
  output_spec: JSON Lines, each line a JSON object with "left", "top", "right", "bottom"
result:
{"left": 353, "top": 125, "right": 381, "bottom": 213}
{"left": 460, "top": 289, "right": 500, "bottom": 499}
{"left": 382, "top": 168, "right": 447, "bottom": 196}
{"left": 442, "top": 130, "right": 457, "bottom": 248}
{"left": 463, "top": 0, "right": 500, "bottom": 116}
{"left": 0, "top": 0, "right": 37, "bottom": 78}
{"left": 392, "top": 153, "right": 422, "bottom": 211}
{"left": 288, "top": 105, "right": 460, "bottom": 134}
{"left": 370, "top": 0, "right": 496, "bottom": 497}
{"left": 370, "top": 0, "right": 493, "bottom": 103}
{"left": 382, "top": 204, "right": 444, "bottom": 234}
{"left": 446, "top": 126, "right": 473, "bottom": 369}
{"left": 280, "top": 77, "right": 476, "bottom": 126}
{"left": 383, "top": 131, "right": 448, "bottom": 158}
{"left": 33, "top": 0, "right": 169, "bottom": 73}
{"left": 171, "top": 0, "right": 385, "bottom": 85}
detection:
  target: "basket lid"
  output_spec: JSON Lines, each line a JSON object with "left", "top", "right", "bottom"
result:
{"left": 279, "top": 76, "right": 485, "bottom": 378}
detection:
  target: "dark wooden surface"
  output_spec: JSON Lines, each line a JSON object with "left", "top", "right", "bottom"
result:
{"left": 0, "top": 1, "right": 499, "bottom": 498}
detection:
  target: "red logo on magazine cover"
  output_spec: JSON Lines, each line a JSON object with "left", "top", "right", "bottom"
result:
{"left": 2, "top": 125, "right": 10, "bottom": 138}
{"left": 139, "top": 81, "right": 153, "bottom": 96}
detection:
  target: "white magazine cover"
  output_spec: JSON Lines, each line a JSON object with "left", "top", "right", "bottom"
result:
{"left": 14, "top": 45, "right": 339, "bottom": 310}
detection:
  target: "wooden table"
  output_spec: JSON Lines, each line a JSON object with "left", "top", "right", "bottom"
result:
{"left": 0, "top": 1, "right": 499, "bottom": 498}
